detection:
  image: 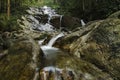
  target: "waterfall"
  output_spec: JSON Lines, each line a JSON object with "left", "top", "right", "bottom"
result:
{"left": 59, "top": 15, "right": 63, "bottom": 31}
{"left": 40, "top": 33, "right": 64, "bottom": 60}
{"left": 81, "top": 19, "right": 86, "bottom": 26}
{"left": 47, "top": 33, "right": 64, "bottom": 47}
{"left": 48, "top": 16, "right": 51, "bottom": 24}
{"left": 41, "top": 46, "right": 59, "bottom": 60}
{"left": 26, "top": 5, "right": 64, "bottom": 32}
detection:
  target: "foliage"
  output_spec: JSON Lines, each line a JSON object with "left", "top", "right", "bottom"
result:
{"left": 58, "top": 0, "right": 120, "bottom": 21}
{"left": 0, "top": 14, "right": 20, "bottom": 32}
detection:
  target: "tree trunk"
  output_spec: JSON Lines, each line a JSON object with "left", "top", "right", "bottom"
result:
{"left": 7, "top": 0, "right": 10, "bottom": 20}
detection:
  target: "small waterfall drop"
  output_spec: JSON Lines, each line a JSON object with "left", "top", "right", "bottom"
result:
{"left": 41, "top": 46, "right": 59, "bottom": 60}
{"left": 48, "top": 16, "right": 51, "bottom": 24}
{"left": 81, "top": 19, "right": 86, "bottom": 26}
{"left": 40, "top": 33, "right": 64, "bottom": 60}
{"left": 47, "top": 33, "right": 64, "bottom": 47}
{"left": 59, "top": 15, "right": 63, "bottom": 31}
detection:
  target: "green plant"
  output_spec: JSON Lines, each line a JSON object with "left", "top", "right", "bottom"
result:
{"left": 0, "top": 14, "right": 20, "bottom": 32}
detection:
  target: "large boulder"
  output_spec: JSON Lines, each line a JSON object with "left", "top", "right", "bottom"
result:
{"left": 62, "top": 16, "right": 81, "bottom": 30}
{"left": 0, "top": 37, "right": 43, "bottom": 80}
{"left": 50, "top": 16, "right": 61, "bottom": 29}
{"left": 50, "top": 16, "right": 81, "bottom": 30}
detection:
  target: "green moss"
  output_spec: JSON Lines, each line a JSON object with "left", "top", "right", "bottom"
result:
{"left": 0, "top": 51, "right": 34, "bottom": 80}
{"left": 0, "top": 40, "right": 35, "bottom": 80}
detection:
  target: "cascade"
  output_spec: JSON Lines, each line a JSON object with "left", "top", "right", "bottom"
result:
{"left": 31, "top": 6, "right": 75, "bottom": 80}
{"left": 26, "top": 5, "right": 64, "bottom": 32}
{"left": 40, "top": 33, "right": 64, "bottom": 60}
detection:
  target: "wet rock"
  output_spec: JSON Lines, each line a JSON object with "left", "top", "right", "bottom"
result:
{"left": 62, "top": 16, "right": 81, "bottom": 30}
{"left": 50, "top": 15, "right": 61, "bottom": 29}
{"left": 50, "top": 16, "right": 81, "bottom": 30}
{"left": 0, "top": 41, "right": 34, "bottom": 80}
{"left": 34, "top": 14, "right": 49, "bottom": 24}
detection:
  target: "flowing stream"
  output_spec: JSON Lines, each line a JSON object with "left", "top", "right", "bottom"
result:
{"left": 26, "top": 5, "right": 76, "bottom": 80}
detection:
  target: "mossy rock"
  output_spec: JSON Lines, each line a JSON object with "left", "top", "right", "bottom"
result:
{"left": 0, "top": 40, "right": 35, "bottom": 80}
{"left": 0, "top": 51, "right": 34, "bottom": 80}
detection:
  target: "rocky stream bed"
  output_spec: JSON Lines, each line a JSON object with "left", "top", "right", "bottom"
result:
{"left": 0, "top": 6, "right": 120, "bottom": 80}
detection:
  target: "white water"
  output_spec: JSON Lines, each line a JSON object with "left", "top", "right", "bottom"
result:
{"left": 41, "top": 46, "right": 59, "bottom": 60}
{"left": 40, "top": 33, "right": 64, "bottom": 60}
{"left": 42, "top": 6, "right": 58, "bottom": 17}
{"left": 26, "top": 5, "right": 64, "bottom": 32}
{"left": 41, "top": 66, "right": 76, "bottom": 80}
{"left": 48, "top": 16, "right": 51, "bottom": 24}
{"left": 47, "top": 33, "right": 64, "bottom": 47}
{"left": 59, "top": 15, "right": 63, "bottom": 31}
{"left": 38, "top": 23, "right": 54, "bottom": 31}
{"left": 42, "top": 66, "right": 63, "bottom": 80}
{"left": 81, "top": 19, "right": 86, "bottom": 26}
{"left": 43, "top": 66, "right": 62, "bottom": 72}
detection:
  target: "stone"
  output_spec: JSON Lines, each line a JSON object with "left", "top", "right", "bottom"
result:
{"left": 50, "top": 16, "right": 81, "bottom": 30}
{"left": 57, "top": 18, "right": 120, "bottom": 80}
{"left": 0, "top": 37, "right": 43, "bottom": 80}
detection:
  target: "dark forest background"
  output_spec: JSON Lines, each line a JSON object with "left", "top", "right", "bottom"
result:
{"left": 0, "top": 0, "right": 120, "bottom": 31}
